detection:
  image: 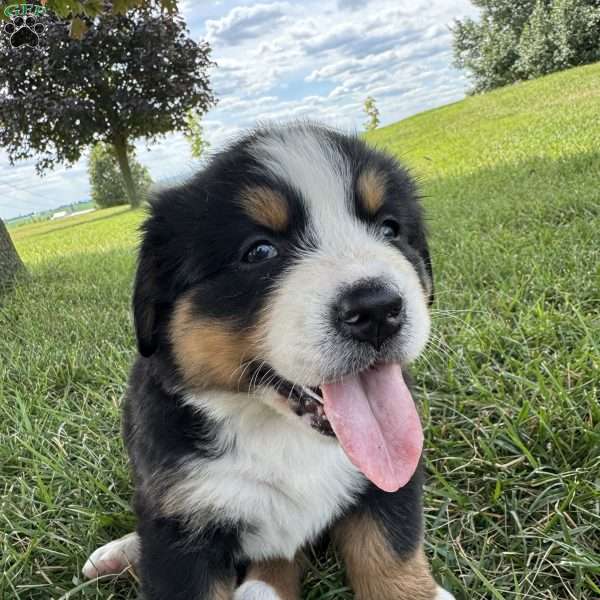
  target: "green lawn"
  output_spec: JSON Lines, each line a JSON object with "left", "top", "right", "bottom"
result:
{"left": 1, "top": 63, "right": 599, "bottom": 599}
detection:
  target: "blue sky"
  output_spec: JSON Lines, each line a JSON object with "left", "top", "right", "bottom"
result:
{"left": 0, "top": 0, "right": 477, "bottom": 220}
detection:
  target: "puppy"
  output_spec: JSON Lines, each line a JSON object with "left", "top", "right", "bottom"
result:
{"left": 83, "top": 123, "right": 455, "bottom": 600}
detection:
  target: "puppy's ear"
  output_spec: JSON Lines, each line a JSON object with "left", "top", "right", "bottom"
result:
{"left": 133, "top": 245, "right": 160, "bottom": 357}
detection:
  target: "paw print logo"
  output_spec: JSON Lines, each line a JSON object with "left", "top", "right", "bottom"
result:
{"left": 4, "top": 16, "right": 45, "bottom": 48}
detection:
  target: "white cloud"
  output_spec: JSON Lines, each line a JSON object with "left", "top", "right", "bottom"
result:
{"left": 206, "top": 3, "right": 288, "bottom": 45}
{"left": 199, "top": 0, "right": 474, "bottom": 149}
{"left": 337, "top": 0, "right": 362, "bottom": 11}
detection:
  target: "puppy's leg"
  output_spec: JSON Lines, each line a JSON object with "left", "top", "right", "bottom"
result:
{"left": 82, "top": 531, "right": 140, "bottom": 579}
{"left": 334, "top": 512, "right": 454, "bottom": 600}
{"left": 137, "top": 516, "right": 237, "bottom": 600}
{"left": 235, "top": 558, "right": 301, "bottom": 600}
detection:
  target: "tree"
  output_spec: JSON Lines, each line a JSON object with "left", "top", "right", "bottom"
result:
{"left": 184, "top": 111, "right": 210, "bottom": 160}
{"left": 0, "top": 218, "right": 25, "bottom": 291}
{"left": 363, "top": 96, "right": 380, "bottom": 132}
{"left": 518, "top": 0, "right": 600, "bottom": 78}
{"left": 89, "top": 143, "right": 153, "bottom": 208}
{"left": 453, "top": 0, "right": 600, "bottom": 93}
{"left": 0, "top": 4, "right": 215, "bottom": 208}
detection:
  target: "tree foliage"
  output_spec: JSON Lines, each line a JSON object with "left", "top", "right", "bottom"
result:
{"left": 88, "top": 143, "right": 152, "bottom": 208}
{"left": 184, "top": 110, "right": 210, "bottom": 160}
{"left": 0, "top": 2, "right": 215, "bottom": 206}
{"left": 363, "top": 96, "right": 380, "bottom": 132}
{"left": 453, "top": 0, "right": 600, "bottom": 92}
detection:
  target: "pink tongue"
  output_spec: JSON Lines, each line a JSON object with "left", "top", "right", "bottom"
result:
{"left": 321, "top": 364, "right": 423, "bottom": 492}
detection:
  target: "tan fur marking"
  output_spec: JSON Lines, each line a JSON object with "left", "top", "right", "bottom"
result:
{"left": 170, "top": 295, "right": 257, "bottom": 391}
{"left": 212, "top": 579, "right": 235, "bottom": 600}
{"left": 241, "top": 185, "right": 289, "bottom": 231}
{"left": 334, "top": 513, "right": 437, "bottom": 600}
{"left": 244, "top": 557, "right": 302, "bottom": 600}
{"left": 358, "top": 169, "right": 386, "bottom": 214}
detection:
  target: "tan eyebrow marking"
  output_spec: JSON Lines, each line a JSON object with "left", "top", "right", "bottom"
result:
{"left": 357, "top": 169, "right": 386, "bottom": 214}
{"left": 240, "top": 185, "right": 289, "bottom": 231}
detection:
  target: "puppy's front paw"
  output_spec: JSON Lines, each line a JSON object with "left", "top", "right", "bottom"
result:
{"left": 436, "top": 586, "right": 456, "bottom": 600}
{"left": 82, "top": 532, "right": 140, "bottom": 579}
{"left": 234, "top": 580, "right": 282, "bottom": 600}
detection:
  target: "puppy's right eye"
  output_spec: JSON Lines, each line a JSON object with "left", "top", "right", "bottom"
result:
{"left": 243, "top": 242, "right": 278, "bottom": 264}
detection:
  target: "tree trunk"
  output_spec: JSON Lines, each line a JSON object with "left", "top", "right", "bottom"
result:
{"left": 0, "top": 218, "right": 26, "bottom": 291}
{"left": 112, "top": 137, "right": 140, "bottom": 208}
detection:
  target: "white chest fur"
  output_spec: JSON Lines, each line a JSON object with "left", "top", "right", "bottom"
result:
{"left": 167, "top": 392, "right": 367, "bottom": 560}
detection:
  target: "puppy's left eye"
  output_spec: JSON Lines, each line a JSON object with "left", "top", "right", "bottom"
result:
{"left": 244, "top": 241, "right": 278, "bottom": 264}
{"left": 380, "top": 219, "right": 400, "bottom": 240}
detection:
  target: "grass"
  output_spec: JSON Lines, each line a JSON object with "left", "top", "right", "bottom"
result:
{"left": 1, "top": 62, "right": 599, "bottom": 599}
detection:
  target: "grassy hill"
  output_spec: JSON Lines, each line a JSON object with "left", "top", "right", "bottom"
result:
{"left": 2, "top": 63, "right": 599, "bottom": 599}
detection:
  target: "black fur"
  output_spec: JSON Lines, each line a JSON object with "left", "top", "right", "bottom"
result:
{"left": 123, "top": 124, "right": 433, "bottom": 598}
{"left": 360, "top": 465, "right": 425, "bottom": 558}
{"left": 135, "top": 515, "right": 239, "bottom": 599}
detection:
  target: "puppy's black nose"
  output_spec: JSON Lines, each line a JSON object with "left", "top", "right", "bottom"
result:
{"left": 336, "top": 284, "right": 404, "bottom": 350}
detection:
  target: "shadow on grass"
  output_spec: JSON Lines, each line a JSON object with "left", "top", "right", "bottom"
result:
{"left": 0, "top": 266, "right": 29, "bottom": 301}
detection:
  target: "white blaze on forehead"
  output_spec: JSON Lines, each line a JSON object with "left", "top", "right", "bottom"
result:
{"left": 251, "top": 125, "right": 431, "bottom": 385}
{"left": 251, "top": 125, "right": 352, "bottom": 239}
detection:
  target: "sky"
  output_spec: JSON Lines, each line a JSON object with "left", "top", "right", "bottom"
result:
{"left": 0, "top": 0, "right": 478, "bottom": 220}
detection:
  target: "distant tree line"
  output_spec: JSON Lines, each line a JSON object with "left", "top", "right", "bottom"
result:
{"left": 453, "top": 0, "right": 600, "bottom": 92}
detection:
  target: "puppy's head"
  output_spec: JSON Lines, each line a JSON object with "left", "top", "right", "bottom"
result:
{"left": 134, "top": 123, "right": 433, "bottom": 491}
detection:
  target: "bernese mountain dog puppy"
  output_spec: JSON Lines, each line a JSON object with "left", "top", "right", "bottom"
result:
{"left": 83, "top": 123, "right": 455, "bottom": 600}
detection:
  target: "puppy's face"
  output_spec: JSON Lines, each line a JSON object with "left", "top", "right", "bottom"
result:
{"left": 135, "top": 125, "right": 433, "bottom": 488}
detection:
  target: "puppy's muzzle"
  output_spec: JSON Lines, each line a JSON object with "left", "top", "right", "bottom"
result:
{"left": 334, "top": 280, "right": 404, "bottom": 351}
